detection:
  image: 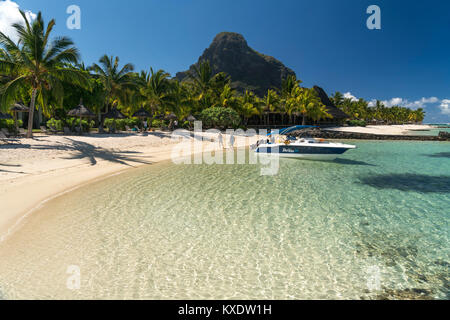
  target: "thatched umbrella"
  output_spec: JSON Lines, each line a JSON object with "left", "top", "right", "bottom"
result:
{"left": 132, "top": 107, "right": 152, "bottom": 119}
{"left": 133, "top": 107, "right": 152, "bottom": 132}
{"left": 104, "top": 107, "right": 126, "bottom": 133}
{"left": 68, "top": 100, "right": 95, "bottom": 134}
{"left": 10, "top": 103, "right": 29, "bottom": 133}
{"left": 165, "top": 113, "right": 177, "bottom": 130}
{"left": 186, "top": 115, "right": 196, "bottom": 122}
{"left": 186, "top": 115, "right": 196, "bottom": 130}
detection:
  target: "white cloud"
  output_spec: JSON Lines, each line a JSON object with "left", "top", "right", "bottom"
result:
{"left": 0, "top": 0, "right": 36, "bottom": 43}
{"left": 439, "top": 99, "right": 450, "bottom": 115}
{"left": 365, "top": 96, "right": 439, "bottom": 109}
{"left": 343, "top": 92, "right": 358, "bottom": 102}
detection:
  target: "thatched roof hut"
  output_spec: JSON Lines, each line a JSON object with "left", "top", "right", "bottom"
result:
{"left": 10, "top": 103, "right": 29, "bottom": 113}
{"left": 104, "top": 107, "right": 126, "bottom": 119}
{"left": 313, "top": 86, "right": 349, "bottom": 120}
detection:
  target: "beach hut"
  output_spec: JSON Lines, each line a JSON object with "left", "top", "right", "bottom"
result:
{"left": 67, "top": 100, "right": 95, "bottom": 134}
{"left": 10, "top": 103, "right": 29, "bottom": 134}
{"left": 104, "top": 107, "right": 126, "bottom": 133}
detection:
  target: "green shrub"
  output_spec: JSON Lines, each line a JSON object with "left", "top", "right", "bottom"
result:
{"left": 47, "top": 118, "right": 63, "bottom": 131}
{"left": 151, "top": 119, "right": 164, "bottom": 128}
{"left": 181, "top": 121, "right": 190, "bottom": 129}
{"left": 348, "top": 120, "right": 367, "bottom": 127}
{"left": 47, "top": 118, "right": 94, "bottom": 132}
{"left": 200, "top": 107, "right": 241, "bottom": 129}
{"left": 104, "top": 118, "right": 140, "bottom": 131}
{"left": 0, "top": 119, "right": 23, "bottom": 132}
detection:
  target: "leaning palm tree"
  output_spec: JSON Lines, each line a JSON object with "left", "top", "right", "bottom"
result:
{"left": 0, "top": 11, "right": 89, "bottom": 138}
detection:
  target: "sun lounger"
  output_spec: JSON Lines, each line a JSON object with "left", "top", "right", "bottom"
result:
{"left": 63, "top": 127, "right": 72, "bottom": 135}
{"left": 1, "top": 128, "right": 11, "bottom": 137}
{"left": 49, "top": 126, "right": 58, "bottom": 134}
{"left": 40, "top": 126, "right": 48, "bottom": 134}
{"left": 0, "top": 131, "right": 8, "bottom": 143}
{"left": 125, "top": 125, "right": 134, "bottom": 133}
{"left": 19, "top": 128, "right": 27, "bottom": 137}
{"left": 0, "top": 131, "right": 19, "bottom": 144}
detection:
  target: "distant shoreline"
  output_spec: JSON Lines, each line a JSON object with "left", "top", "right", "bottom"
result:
{"left": 296, "top": 124, "right": 450, "bottom": 141}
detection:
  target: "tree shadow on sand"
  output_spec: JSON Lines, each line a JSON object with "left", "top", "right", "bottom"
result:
{"left": 3, "top": 138, "right": 153, "bottom": 167}
{"left": 360, "top": 174, "right": 450, "bottom": 193}
{"left": 59, "top": 139, "right": 152, "bottom": 166}
{"left": 0, "top": 163, "right": 26, "bottom": 174}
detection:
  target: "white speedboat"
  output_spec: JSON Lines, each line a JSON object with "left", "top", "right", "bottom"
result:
{"left": 253, "top": 126, "right": 357, "bottom": 161}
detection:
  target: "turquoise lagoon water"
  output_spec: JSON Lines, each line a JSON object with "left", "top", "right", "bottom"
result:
{"left": 0, "top": 141, "right": 448, "bottom": 300}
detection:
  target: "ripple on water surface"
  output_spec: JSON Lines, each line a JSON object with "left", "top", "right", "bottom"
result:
{"left": 0, "top": 141, "right": 449, "bottom": 299}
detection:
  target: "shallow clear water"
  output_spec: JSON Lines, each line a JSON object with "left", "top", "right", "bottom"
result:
{"left": 0, "top": 141, "right": 449, "bottom": 300}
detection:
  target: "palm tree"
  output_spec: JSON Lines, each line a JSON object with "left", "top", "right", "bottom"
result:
{"left": 140, "top": 68, "right": 172, "bottom": 116}
{"left": 90, "top": 55, "right": 135, "bottom": 131}
{"left": 331, "top": 92, "right": 344, "bottom": 107}
{"left": 238, "top": 91, "right": 262, "bottom": 125}
{"left": 187, "top": 60, "right": 230, "bottom": 111}
{"left": 0, "top": 11, "right": 89, "bottom": 138}
{"left": 263, "top": 89, "right": 280, "bottom": 126}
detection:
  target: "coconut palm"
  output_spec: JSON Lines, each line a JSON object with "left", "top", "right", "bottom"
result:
{"left": 263, "top": 89, "right": 281, "bottom": 126}
{"left": 238, "top": 91, "right": 262, "bottom": 125}
{"left": 140, "top": 68, "right": 172, "bottom": 116}
{"left": 187, "top": 60, "right": 230, "bottom": 110}
{"left": 90, "top": 55, "right": 135, "bottom": 131}
{"left": 0, "top": 11, "right": 89, "bottom": 138}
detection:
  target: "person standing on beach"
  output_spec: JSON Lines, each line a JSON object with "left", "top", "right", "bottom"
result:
{"left": 229, "top": 133, "right": 235, "bottom": 149}
{"left": 143, "top": 120, "right": 148, "bottom": 132}
{"left": 218, "top": 132, "right": 224, "bottom": 149}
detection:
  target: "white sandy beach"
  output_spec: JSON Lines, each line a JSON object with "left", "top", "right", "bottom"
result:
{"left": 325, "top": 124, "right": 435, "bottom": 135}
{"left": 0, "top": 131, "right": 258, "bottom": 242}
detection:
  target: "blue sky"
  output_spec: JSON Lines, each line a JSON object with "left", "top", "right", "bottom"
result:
{"left": 2, "top": 0, "right": 450, "bottom": 122}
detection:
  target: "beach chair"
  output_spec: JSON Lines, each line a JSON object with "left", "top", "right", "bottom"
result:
{"left": 74, "top": 127, "right": 82, "bottom": 135}
{"left": 40, "top": 126, "right": 48, "bottom": 134}
{"left": 125, "top": 125, "right": 133, "bottom": 133}
{"left": 19, "top": 128, "right": 27, "bottom": 137}
{"left": 49, "top": 126, "right": 58, "bottom": 134}
{"left": 0, "top": 131, "right": 19, "bottom": 145}
{"left": 63, "top": 127, "right": 72, "bottom": 135}
{"left": 1, "top": 128, "right": 11, "bottom": 137}
{"left": 0, "top": 131, "right": 7, "bottom": 144}
{"left": 134, "top": 125, "right": 140, "bottom": 132}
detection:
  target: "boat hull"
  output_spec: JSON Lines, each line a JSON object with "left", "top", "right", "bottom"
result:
{"left": 254, "top": 144, "right": 354, "bottom": 161}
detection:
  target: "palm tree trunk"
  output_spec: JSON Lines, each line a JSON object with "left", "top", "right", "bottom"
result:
{"left": 302, "top": 115, "right": 306, "bottom": 126}
{"left": 27, "top": 88, "right": 37, "bottom": 138}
